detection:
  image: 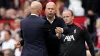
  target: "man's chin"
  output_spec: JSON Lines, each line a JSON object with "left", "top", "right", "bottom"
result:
{"left": 48, "top": 15, "right": 53, "bottom": 18}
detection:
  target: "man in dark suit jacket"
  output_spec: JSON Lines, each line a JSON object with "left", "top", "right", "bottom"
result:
{"left": 20, "top": 1, "right": 48, "bottom": 56}
{"left": 44, "top": 2, "right": 65, "bottom": 56}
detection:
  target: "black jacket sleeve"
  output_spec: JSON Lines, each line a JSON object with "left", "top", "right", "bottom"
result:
{"left": 49, "top": 17, "right": 65, "bottom": 40}
{"left": 83, "top": 26, "right": 95, "bottom": 56}
{"left": 60, "top": 34, "right": 66, "bottom": 42}
{"left": 47, "top": 31, "right": 59, "bottom": 40}
{"left": 63, "top": 26, "right": 69, "bottom": 34}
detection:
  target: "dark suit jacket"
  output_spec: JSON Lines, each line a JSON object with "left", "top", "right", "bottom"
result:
{"left": 43, "top": 16, "right": 65, "bottom": 56}
{"left": 21, "top": 15, "right": 48, "bottom": 56}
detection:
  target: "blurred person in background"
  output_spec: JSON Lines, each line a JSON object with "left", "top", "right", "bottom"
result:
{"left": 88, "top": 0, "right": 100, "bottom": 16}
{"left": 0, "top": 24, "right": 4, "bottom": 33}
{"left": 81, "top": 0, "right": 94, "bottom": 14}
{"left": 56, "top": 0, "right": 64, "bottom": 17}
{"left": 85, "top": 10, "right": 98, "bottom": 36}
{"left": 68, "top": 0, "right": 85, "bottom": 16}
{"left": 81, "top": 0, "right": 100, "bottom": 16}
{"left": 0, "top": 8, "right": 6, "bottom": 19}
{"left": 95, "top": 18, "right": 100, "bottom": 49}
{"left": 0, "top": 31, "right": 5, "bottom": 48}
{"left": 40, "top": 0, "right": 47, "bottom": 17}
{"left": 24, "top": 1, "right": 30, "bottom": 9}
{"left": 14, "top": 31, "right": 22, "bottom": 56}
{"left": 84, "top": 10, "right": 98, "bottom": 47}
{"left": 14, "top": 31, "right": 21, "bottom": 43}
{"left": 3, "top": 22, "right": 15, "bottom": 38}
{"left": 14, "top": 19, "right": 21, "bottom": 34}
{"left": 44, "top": 2, "right": 65, "bottom": 56}
{"left": 1, "top": 30, "right": 16, "bottom": 50}
{"left": 0, "top": 22, "right": 13, "bottom": 42}
{"left": 16, "top": 9, "right": 24, "bottom": 19}
{"left": 5, "top": 9, "right": 16, "bottom": 19}
{"left": 3, "top": 49, "right": 14, "bottom": 56}
{"left": 3, "top": 22, "right": 12, "bottom": 31}
{"left": 23, "top": 7, "right": 31, "bottom": 17}
{"left": 0, "top": 24, "right": 4, "bottom": 50}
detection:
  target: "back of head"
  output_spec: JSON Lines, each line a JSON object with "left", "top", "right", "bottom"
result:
{"left": 30, "top": 1, "right": 42, "bottom": 15}
{"left": 3, "top": 49, "right": 14, "bottom": 56}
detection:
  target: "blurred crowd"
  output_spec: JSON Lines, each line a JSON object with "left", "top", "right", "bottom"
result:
{"left": 0, "top": 0, "right": 100, "bottom": 56}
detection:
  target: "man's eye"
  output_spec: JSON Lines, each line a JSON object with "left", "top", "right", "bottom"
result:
{"left": 48, "top": 8, "right": 50, "bottom": 10}
{"left": 63, "top": 16, "right": 65, "bottom": 18}
{"left": 51, "top": 8, "right": 54, "bottom": 10}
{"left": 66, "top": 16, "right": 69, "bottom": 17}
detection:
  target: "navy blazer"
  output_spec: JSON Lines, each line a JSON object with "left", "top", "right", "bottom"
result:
{"left": 21, "top": 15, "right": 48, "bottom": 56}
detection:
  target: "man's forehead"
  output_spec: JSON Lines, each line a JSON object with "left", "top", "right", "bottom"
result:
{"left": 46, "top": 2, "right": 56, "bottom": 9}
{"left": 46, "top": 5, "right": 55, "bottom": 8}
{"left": 63, "top": 11, "right": 72, "bottom": 16}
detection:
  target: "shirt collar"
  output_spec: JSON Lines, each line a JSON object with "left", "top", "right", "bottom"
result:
{"left": 31, "top": 14, "right": 38, "bottom": 17}
{"left": 47, "top": 16, "right": 55, "bottom": 24}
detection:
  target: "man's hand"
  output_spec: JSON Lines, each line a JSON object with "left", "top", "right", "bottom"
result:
{"left": 55, "top": 27, "right": 63, "bottom": 39}
{"left": 55, "top": 27, "right": 63, "bottom": 34}
{"left": 56, "top": 33, "right": 61, "bottom": 39}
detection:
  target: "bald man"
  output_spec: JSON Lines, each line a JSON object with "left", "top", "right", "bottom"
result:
{"left": 20, "top": 1, "right": 48, "bottom": 56}
{"left": 43, "top": 2, "right": 65, "bottom": 56}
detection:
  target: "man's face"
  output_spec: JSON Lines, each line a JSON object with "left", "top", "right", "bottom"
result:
{"left": 45, "top": 5, "right": 56, "bottom": 18}
{"left": 62, "top": 11, "right": 74, "bottom": 24}
{"left": 0, "top": 8, "right": 6, "bottom": 16}
{"left": 4, "top": 25, "right": 11, "bottom": 30}
{"left": 4, "top": 31, "right": 11, "bottom": 41}
{"left": 15, "top": 34, "right": 21, "bottom": 42}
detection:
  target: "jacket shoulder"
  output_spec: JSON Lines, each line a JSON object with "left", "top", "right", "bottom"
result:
{"left": 74, "top": 22, "right": 85, "bottom": 30}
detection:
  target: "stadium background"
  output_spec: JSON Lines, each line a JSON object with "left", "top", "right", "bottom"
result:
{"left": 0, "top": 0, "right": 100, "bottom": 56}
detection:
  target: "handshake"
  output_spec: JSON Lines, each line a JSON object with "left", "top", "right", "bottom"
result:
{"left": 55, "top": 27, "right": 63, "bottom": 39}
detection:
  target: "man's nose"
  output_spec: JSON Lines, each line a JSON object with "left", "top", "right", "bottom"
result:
{"left": 49, "top": 9, "right": 52, "bottom": 12}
